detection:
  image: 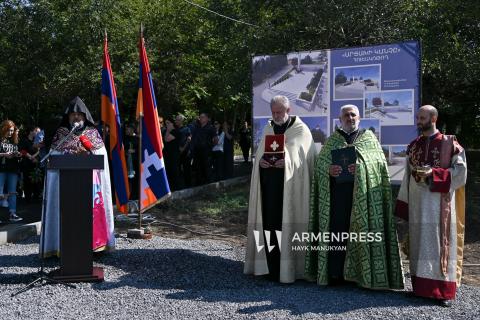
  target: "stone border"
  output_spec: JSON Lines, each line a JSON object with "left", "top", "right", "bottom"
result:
{"left": 0, "top": 222, "right": 41, "bottom": 245}
{"left": 169, "top": 175, "right": 250, "bottom": 201}
{"left": 122, "top": 175, "right": 251, "bottom": 214}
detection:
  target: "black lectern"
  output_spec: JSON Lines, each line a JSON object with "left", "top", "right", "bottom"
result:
{"left": 48, "top": 154, "right": 105, "bottom": 282}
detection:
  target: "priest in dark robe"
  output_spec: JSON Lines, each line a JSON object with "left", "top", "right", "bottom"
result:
{"left": 244, "top": 95, "right": 316, "bottom": 283}
{"left": 40, "top": 97, "right": 115, "bottom": 257}
{"left": 305, "top": 104, "right": 404, "bottom": 289}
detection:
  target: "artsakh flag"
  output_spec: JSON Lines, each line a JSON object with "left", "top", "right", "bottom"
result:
{"left": 101, "top": 33, "right": 130, "bottom": 213}
{"left": 136, "top": 33, "right": 171, "bottom": 212}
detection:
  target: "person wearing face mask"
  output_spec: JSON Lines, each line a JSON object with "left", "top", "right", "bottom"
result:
{"left": 305, "top": 104, "right": 404, "bottom": 291}
{"left": 0, "top": 120, "right": 23, "bottom": 223}
{"left": 396, "top": 105, "right": 467, "bottom": 307}
{"left": 40, "top": 96, "right": 115, "bottom": 258}
{"left": 244, "top": 95, "right": 316, "bottom": 283}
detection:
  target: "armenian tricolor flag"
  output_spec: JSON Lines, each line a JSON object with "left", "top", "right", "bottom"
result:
{"left": 136, "top": 31, "right": 170, "bottom": 212}
{"left": 101, "top": 32, "right": 130, "bottom": 213}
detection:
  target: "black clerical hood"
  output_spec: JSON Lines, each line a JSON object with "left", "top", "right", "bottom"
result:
{"left": 60, "top": 96, "right": 95, "bottom": 128}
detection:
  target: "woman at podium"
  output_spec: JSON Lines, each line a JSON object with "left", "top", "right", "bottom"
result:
{"left": 40, "top": 97, "right": 115, "bottom": 258}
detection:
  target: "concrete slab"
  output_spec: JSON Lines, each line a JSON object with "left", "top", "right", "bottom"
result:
{"left": 0, "top": 221, "right": 41, "bottom": 245}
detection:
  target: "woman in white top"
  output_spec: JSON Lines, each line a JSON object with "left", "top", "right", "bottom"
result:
{"left": 211, "top": 121, "right": 225, "bottom": 181}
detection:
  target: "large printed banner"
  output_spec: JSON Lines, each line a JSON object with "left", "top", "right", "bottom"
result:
{"left": 251, "top": 40, "right": 420, "bottom": 183}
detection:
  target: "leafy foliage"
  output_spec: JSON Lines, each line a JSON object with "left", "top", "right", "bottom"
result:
{"left": 1, "top": 0, "right": 479, "bottom": 146}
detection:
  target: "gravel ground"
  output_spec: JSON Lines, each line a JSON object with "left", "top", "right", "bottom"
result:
{"left": 1, "top": 236, "right": 480, "bottom": 320}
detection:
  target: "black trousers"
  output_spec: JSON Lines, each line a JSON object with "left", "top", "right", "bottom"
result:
{"left": 223, "top": 151, "right": 234, "bottom": 179}
{"left": 22, "top": 169, "right": 42, "bottom": 201}
{"left": 179, "top": 154, "right": 192, "bottom": 188}
{"left": 328, "top": 180, "right": 354, "bottom": 280}
{"left": 260, "top": 167, "right": 284, "bottom": 280}
{"left": 240, "top": 143, "right": 250, "bottom": 162}
{"left": 193, "top": 150, "right": 211, "bottom": 186}
{"left": 211, "top": 150, "right": 224, "bottom": 182}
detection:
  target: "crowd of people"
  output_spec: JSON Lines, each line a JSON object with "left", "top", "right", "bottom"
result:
{"left": 0, "top": 108, "right": 252, "bottom": 224}
{"left": 159, "top": 113, "right": 251, "bottom": 191}
{"left": 0, "top": 121, "right": 46, "bottom": 224}
{"left": 104, "top": 112, "right": 252, "bottom": 195}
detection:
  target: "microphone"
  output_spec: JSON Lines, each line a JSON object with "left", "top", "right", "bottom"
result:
{"left": 79, "top": 135, "right": 93, "bottom": 151}
{"left": 40, "top": 120, "right": 85, "bottom": 163}
{"left": 73, "top": 121, "right": 84, "bottom": 130}
{"left": 68, "top": 121, "right": 81, "bottom": 134}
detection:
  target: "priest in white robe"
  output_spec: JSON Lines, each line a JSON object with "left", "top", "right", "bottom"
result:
{"left": 396, "top": 105, "right": 467, "bottom": 307}
{"left": 244, "top": 95, "right": 317, "bottom": 283}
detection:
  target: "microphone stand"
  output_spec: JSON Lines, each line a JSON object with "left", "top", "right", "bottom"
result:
{"left": 12, "top": 126, "right": 80, "bottom": 297}
{"left": 39, "top": 124, "right": 80, "bottom": 164}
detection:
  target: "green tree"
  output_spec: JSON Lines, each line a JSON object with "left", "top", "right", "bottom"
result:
{"left": 0, "top": 0, "right": 478, "bottom": 146}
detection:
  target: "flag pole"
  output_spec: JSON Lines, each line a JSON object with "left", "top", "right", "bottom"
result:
{"left": 138, "top": 111, "right": 143, "bottom": 230}
{"left": 127, "top": 22, "right": 162, "bottom": 239}
{"left": 138, "top": 23, "right": 144, "bottom": 231}
{"left": 127, "top": 23, "right": 147, "bottom": 240}
{"left": 102, "top": 29, "right": 107, "bottom": 143}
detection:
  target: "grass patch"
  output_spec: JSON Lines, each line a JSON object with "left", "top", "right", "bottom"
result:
{"left": 197, "top": 188, "right": 249, "bottom": 217}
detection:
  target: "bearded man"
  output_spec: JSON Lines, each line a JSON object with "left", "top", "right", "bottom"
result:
{"left": 396, "top": 105, "right": 467, "bottom": 307}
{"left": 244, "top": 95, "right": 316, "bottom": 282}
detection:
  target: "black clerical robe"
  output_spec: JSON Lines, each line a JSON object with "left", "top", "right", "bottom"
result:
{"left": 245, "top": 116, "right": 317, "bottom": 283}
{"left": 328, "top": 129, "right": 363, "bottom": 280}
{"left": 259, "top": 117, "right": 296, "bottom": 280}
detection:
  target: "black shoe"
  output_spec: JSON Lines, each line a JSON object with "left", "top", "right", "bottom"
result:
{"left": 9, "top": 213, "right": 23, "bottom": 223}
{"left": 329, "top": 277, "right": 347, "bottom": 286}
{"left": 266, "top": 273, "right": 280, "bottom": 282}
{"left": 439, "top": 299, "right": 453, "bottom": 307}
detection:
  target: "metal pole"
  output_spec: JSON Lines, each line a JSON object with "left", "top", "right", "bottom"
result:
{"left": 102, "top": 29, "right": 108, "bottom": 144}
{"left": 138, "top": 112, "right": 143, "bottom": 230}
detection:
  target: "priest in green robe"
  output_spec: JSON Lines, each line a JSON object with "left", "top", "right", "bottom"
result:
{"left": 305, "top": 104, "right": 404, "bottom": 289}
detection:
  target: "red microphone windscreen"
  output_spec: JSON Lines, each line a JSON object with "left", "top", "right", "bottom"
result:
{"left": 79, "top": 135, "right": 93, "bottom": 150}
